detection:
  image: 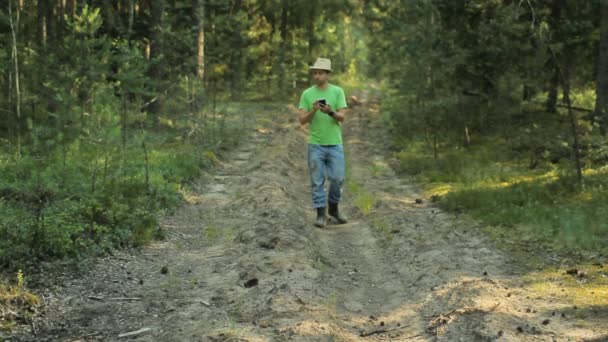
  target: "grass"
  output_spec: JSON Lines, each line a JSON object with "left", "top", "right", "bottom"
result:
{"left": 370, "top": 161, "right": 390, "bottom": 177}
{"left": 370, "top": 217, "right": 393, "bottom": 242}
{"left": 0, "top": 271, "right": 40, "bottom": 332}
{"left": 522, "top": 264, "right": 608, "bottom": 313}
{"left": 322, "top": 291, "right": 339, "bottom": 313}
{"left": 346, "top": 180, "right": 378, "bottom": 216}
{"left": 204, "top": 225, "right": 235, "bottom": 244}
{"left": 394, "top": 137, "right": 608, "bottom": 257}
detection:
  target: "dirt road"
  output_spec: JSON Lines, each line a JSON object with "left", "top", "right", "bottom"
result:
{"left": 8, "top": 95, "right": 607, "bottom": 341}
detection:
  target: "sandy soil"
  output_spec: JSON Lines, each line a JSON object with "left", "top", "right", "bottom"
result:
{"left": 4, "top": 93, "right": 608, "bottom": 341}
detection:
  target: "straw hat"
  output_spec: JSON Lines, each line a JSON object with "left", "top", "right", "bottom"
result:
{"left": 310, "top": 57, "right": 331, "bottom": 72}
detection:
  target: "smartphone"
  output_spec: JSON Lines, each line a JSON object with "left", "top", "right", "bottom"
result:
{"left": 318, "top": 99, "right": 327, "bottom": 105}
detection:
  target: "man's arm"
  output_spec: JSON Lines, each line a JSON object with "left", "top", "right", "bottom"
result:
{"left": 299, "top": 100, "right": 321, "bottom": 125}
{"left": 319, "top": 87, "right": 348, "bottom": 123}
{"left": 330, "top": 108, "right": 346, "bottom": 123}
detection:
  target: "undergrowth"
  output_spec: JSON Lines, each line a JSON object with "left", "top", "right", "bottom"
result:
{"left": 393, "top": 135, "right": 608, "bottom": 257}
{"left": 0, "top": 101, "right": 268, "bottom": 270}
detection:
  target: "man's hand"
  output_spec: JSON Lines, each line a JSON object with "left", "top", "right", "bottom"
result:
{"left": 318, "top": 102, "right": 333, "bottom": 115}
{"left": 313, "top": 100, "right": 323, "bottom": 111}
{"left": 320, "top": 103, "right": 341, "bottom": 119}
{"left": 301, "top": 101, "right": 344, "bottom": 124}
{"left": 299, "top": 102, "right": 320, "bottom": 125}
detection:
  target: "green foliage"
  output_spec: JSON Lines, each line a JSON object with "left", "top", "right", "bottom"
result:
{"left": 65, "top": 5, "right": 103, "bottom": 36}
{"left": 395, "top": 137, "right": 608, "bottom": 254}
{"left": 441, "top": 171, "right": 608, "bottom": 253}
{"left": 0, "top": 91, "right": 260, "bottom": 269}
{"left": 373, "top": 0, "right": 607, "bottom": 256}
{"left": 2, "top": 0, "right": 605, "bottom": 272}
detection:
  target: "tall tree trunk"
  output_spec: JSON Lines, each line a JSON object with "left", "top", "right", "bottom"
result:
{"left": 230, "top": 0, "right": 243, "bottom": 98}
{"left": 550, "top": 44, "right": 583, "bottom": 183}
{"left": 195, "top": 0, "right": 205, "bottom": 81}
{"left": 595, "top": 0, "right": 608, "bottom": 135}
{"left": 562, "top": 70, "right": 583, "bottom": 183}
{"left": 102, "top": 0, "right": 117, "bottom": 35}
{"left": 307, "top": 0, "right": 317, "bottom": 62}
{"left": 147, "top": 0, "right": 165, "bottom": 119}
{"left": 546, "top": 67, "right": 559, "bottom": 113}
{"left": 128, "top": 0, "right": 135, "bottom": 40}
{"left": 38, "top": 0, "right": 50, "bottom": 48}
{"left": 55, "top": 0, "right": 65, "bottom": 45}
{"left": 44, "top": 0, "right": 58, "bottom": 47}
{"left": 9, "top": 0, "right": 22, "bottom": 157}
{"left": 546, "top": 0, "right": 562, "bottom": 113}
{"left": 277, "top": 0, "right": 288, "bottom": 94}
{"left": 338, "top": 22, "right": 346, "bottom": 73}
{"left": 67, "top": 0, "right": 76, "bottom": 18}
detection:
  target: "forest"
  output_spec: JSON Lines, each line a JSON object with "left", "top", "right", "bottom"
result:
{"left": 1, "top": 0, "right": 607, "bottom": 269}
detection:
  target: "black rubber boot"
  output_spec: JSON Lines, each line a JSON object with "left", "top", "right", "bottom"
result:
{"left": 328, "top": 202, "right": 348, "bottom": 224}
{"left": 314, "top": 207, "right": 326, "bottom": 228}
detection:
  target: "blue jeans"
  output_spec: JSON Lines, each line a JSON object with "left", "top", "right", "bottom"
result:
{"left": 307, "top": 144, "right": 345, "bottom": 209}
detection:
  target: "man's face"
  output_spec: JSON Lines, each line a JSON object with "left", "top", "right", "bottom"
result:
{"left": 312, "top": 69, "right": 329, "bottom": 85}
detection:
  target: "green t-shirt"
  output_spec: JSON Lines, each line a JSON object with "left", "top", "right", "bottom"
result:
{"left": 298, "top": 84, "right": 347, "bottom": 145}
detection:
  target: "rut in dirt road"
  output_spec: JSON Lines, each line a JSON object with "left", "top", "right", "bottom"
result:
{"left": 12, "top": 96, "right": 608, "bottom": 342}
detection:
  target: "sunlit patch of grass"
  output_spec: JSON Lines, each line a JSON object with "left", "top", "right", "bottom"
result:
{"left": 572, "top": 191, "right": 594, "bottom": 203}
{"left": 345, "top": 179, "right": 360, "bottom": 194}
{"left": 583, "top": 165, "right": 608, "bottom": 176}
{"left": 353, "top": 191, "right": 377, "bottom": 216}
{"left": 345, "top": 179, "right": 378, "bottom": 216}
{"left": 523, "top": 265, "right": 608, "bottom": 307}
{"left": 395, "top": 138, "right": 608, "bottom": 255}
{"left": 370, "top": 161, "right": 390, "bottom": 177}
{"left": 479, "top": 170, "right": 560, "bottom": 189}
{"left": 424, "top": 184, "right": 453, "bottom": 198}
{"left": 0, "top": 271, "right": 40, "bottom": 331}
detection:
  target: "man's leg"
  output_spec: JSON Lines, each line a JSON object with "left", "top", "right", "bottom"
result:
{"left": 326, "top": 145, "right": 347, "bottom": 223}
{"left": 308, "top": 144, "right": 327, "bottom": 226}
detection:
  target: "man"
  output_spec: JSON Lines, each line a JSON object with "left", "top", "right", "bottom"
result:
{"left": 298, "top": 57, "right": 348, "bottom": 228}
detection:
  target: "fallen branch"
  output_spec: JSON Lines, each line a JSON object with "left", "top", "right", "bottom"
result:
{"left": 427, "top": 303, "right": 500, "bottom": 335}
{"left": 139, "top": 80, "right": 180, "bottom": 111}
{"left": 118, "top": 327, "right": 151, "bottom": 338}
{"left": 409, "top": 273, "right": 426, "bottom": 287}
{"left": 530, "top": 100, "right": 593, "bottom": 113}
{"left": 88, "top": 296, "right": 142, "bottom": 301}
{"left": 1, "top": 307, "right": 21, "bottom": 319}
{"left": 110, "top": 297, "right": 142, "bottom": 301}
{"left": 204, "top": 253, "right": 225, "bottom": 258}
{"left": 360, "top": 324, "right": 411, "bottom": 337}
{"left": 293, "top": 292, "right": 306, "bottom": 305}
